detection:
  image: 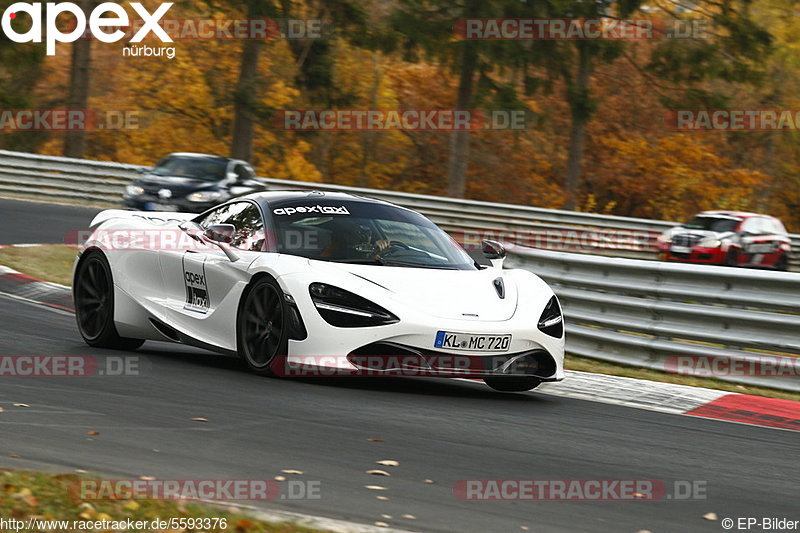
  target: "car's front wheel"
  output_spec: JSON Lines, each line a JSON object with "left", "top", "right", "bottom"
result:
{"left": 73, "top": 251, "right": 145, "bottom": 350}
{"left": 237, "top": 276, "right": 288, "bottom": 376}
{"left": 484, "top": 376, "right": 541, "bottom": 392}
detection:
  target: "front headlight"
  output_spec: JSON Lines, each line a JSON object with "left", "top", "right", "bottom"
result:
{"left": 309, "top": 283, "right": 398, "bottom": 327}
{"left": 538, "top": 295, "right": 563, "bottom": 338}
{"left": 186, "top": 191, "right": 223, "bottom": 203}
{"left": 697, "top": 237, "right": 721, "bottom": 248}
{"left": 125, "top": 185, "right": 144, "bottom": 196}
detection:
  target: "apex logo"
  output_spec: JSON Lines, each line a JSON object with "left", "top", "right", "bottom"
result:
{"left": 272, "top": 205, "right": 351, "bottom": 216}
{"left": 1, "top": 2, "right": 173, "bottom": 55}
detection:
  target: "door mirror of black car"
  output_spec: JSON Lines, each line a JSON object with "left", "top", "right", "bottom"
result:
{"left": 482, "top": 239, "right": 506, "bottom": 260}
{"left": 204, "top": 224, "right": 235, "bottom": 244}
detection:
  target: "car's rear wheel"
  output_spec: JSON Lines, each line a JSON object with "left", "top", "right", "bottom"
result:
{"left": 775, "top": 253, "right": 789, "bottom": 271}
{"left": 725, "top": 248, "right": 739, "bottom": 267}
{"left": 484, "top": 376, "right": 541, "bottom": 392}
{"left": 74, "top": 251, "right": 145, "bottom": 350}
{"left": 237, "top": 276, "right": 287, "bottom": 376}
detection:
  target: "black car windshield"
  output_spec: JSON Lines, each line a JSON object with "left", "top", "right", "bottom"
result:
{"left": 269, "top": 199, "right": 477, "bottom": 270}
{"left": 150, "top": 156, "right": 227, "bottom": 181}
{"left": 683, "top": 216, "right": 740, "bottom": 233}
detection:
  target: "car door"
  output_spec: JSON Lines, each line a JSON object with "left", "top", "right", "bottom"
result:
{"left": 159, "top": 201, "right": 267, "bottom": 351}
{"left": 739, "top": 217, "right": 774, "bottom": 266}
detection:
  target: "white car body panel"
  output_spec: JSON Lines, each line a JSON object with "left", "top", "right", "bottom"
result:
{"left": 75, "top": 195, "right": 565, "bottom": 382}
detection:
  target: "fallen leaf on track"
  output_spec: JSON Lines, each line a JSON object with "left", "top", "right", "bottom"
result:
{"left": 191, "top": 417, "right": 208, "bottom": 422}
{"left": 376, "top": 495, "right": 389, "bottom": 500}
{"left": 366, "top": 470, "right": 390, "bottom": 476}
{"left": 274, "top": 476, "right": 287, "bottom": 482}
{"left": 374, "top": 522, "right": 389, "bottom": 527}
{"left": 281, "top": 469, "right": 304, "bottom": 475}
{"left": 87, "top": 431, "right": 99, "bottom": 436}
{"left": 703, "top": 513, "right": 718, "bottom": 521}
{"left": 365, "top": 485, "right": 388, "bottom": 491}
{"left": 376, "top": 460, "right": 399, "bottom": 467}
{"left": 13, "top": 403, "right": 29, "bottom": 408}
{"left": 367, "top": 438, "right": 384, "bottom": 442}
{"left": 422, "top": 479, "right": 434, "bottom": 484}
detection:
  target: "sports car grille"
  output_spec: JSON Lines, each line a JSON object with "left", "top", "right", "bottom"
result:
{"left": 347, "top": 343, "right": 557, "bottom": 378}
{"left": 672, "top": 234, "right": 703, "bottom": 247}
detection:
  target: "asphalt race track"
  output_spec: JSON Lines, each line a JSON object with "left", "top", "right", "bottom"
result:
{"left": 0, "top": 198, "right": 797, "bottom": 532}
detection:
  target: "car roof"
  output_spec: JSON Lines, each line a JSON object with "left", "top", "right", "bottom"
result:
{"left": 697, "top": 210, "right": 773, "bottom": 219}
{"left": 244, "top": 190, "right": 406, "bottom": 212}
{"left": 163, "top": 152, "right": 245, "bottom": 164}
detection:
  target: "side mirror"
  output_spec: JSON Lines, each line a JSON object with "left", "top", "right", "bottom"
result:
{"left": 482, "top": 239, "right": 506, "bottom": 260}
{"left": 204, "top": 224, "right": 235, "bottom": 244}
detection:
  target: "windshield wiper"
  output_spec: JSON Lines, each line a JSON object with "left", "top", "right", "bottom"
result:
{"left": 333, "top": 258, "right": 387, "bottom": 265}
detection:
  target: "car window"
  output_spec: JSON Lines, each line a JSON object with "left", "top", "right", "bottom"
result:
{"left": 196, "top": 202, "right": 265, "bottom": 251}
{"left": 740, "top": 217, "right": 763, "bottom": 234}
{"left": 234, "top": 164, "right": 254, "bottom": 181}
{"left": 150, "top": 156, "right": 227, "bottom": 181}
{"left": 683, "top": 216, "right": 739, "bottom": 233}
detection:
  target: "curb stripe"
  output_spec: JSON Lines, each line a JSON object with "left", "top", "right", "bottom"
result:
{"left": 685, "top": 394, "right": 800, "bottom": 431}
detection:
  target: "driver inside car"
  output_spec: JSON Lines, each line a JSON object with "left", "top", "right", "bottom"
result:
{"left": 319, "top": 220, "right": 390, "bottom": 259}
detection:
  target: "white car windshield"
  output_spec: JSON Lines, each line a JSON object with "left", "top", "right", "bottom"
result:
{"left": 269, "top": 200, "right": 477, "bottom": 270}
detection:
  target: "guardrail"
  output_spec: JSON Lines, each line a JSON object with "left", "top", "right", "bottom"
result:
{"left": 2, "top": 149, "right": 797, "bottom": 260}
{"left": 507, "top": 247, "right": 800, "bottom": 392}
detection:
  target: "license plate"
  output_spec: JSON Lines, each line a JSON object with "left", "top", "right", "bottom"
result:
{"left": 746, "top": 243, "right": 773, "bottom": 254}
{"left": 144, "top": 202, "right": 178, "bottom": 212}
{"left": 434, "top": 331, "right": 511, "bottom": 353}
{"left": 670, "top": 245, "right": 690, "bottom": 254}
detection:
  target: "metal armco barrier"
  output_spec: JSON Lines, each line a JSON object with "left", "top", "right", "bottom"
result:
{"left": 507, "top": 247, "right": 800, "bottom": 392}
{"left": 0, "top": 149, "right": 797, "bottom": 257}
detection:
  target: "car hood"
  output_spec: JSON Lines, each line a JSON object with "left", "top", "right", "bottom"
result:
{"left": 331, "top": 263, "right": 518, "bottom": 321}
{"left": 137, "top": 175, "right": 220, "bottom": 194}
{"left": 666, "top": 227, "right": 735, "bottom": 240}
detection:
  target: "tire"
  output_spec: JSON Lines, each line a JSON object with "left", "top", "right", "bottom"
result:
{"left": 237, "top": 276, "right": 288, "bottom": 376}
{"left": 775, "top": 253, "right": 789, "bottom": 272}
{"left": 73, "top": 251, "right": 145, "bottom": 350}
{"left": 725, "top": 248, "right": 739, "bottom": 267}
{"left": 484, "top": 376, "right": 541, "bottom": 392}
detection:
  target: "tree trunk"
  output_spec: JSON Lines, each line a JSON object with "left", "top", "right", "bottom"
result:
{"left": 230, "top": 2, "right": 263, "bottom": 161}
{"left": 63, "top": 0, "right": 93, "bottom": 158}
{"left": 563, "top": 44, "right": 592, "bottom": 210}
{"left": 445, "top": 41, "right": 478, "bottom": 198}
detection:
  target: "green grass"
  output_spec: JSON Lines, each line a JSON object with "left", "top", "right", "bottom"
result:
{"left": 0, "top": 245, "right": 78, "bottom": 286}
{"left": 566, "top": 354, "right": 800, "bottom": 402}
{"left": 0, "top": 469, "right": 328, "bottom": 533}
{"left": 0, "top": 245, "right": 797, "bottom": 403}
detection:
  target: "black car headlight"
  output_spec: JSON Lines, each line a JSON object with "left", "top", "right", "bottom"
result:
{"left": 309, "top": 283, "right": 399, "bottom": 328}
{"left": 538, "top": 295, "right": 563, "bottom": 338}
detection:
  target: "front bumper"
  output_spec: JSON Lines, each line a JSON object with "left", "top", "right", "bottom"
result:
{"left": 658, "top": 244, "right": 726, "bottom": 264}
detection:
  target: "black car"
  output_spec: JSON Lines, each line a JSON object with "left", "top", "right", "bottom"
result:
{"left": 123, "top": 153, "right": 266, "bottom": 213}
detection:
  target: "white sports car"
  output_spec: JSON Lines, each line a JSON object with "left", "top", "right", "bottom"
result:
{"left": 73, "top": 191, "right": 565, "bottom": 392}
